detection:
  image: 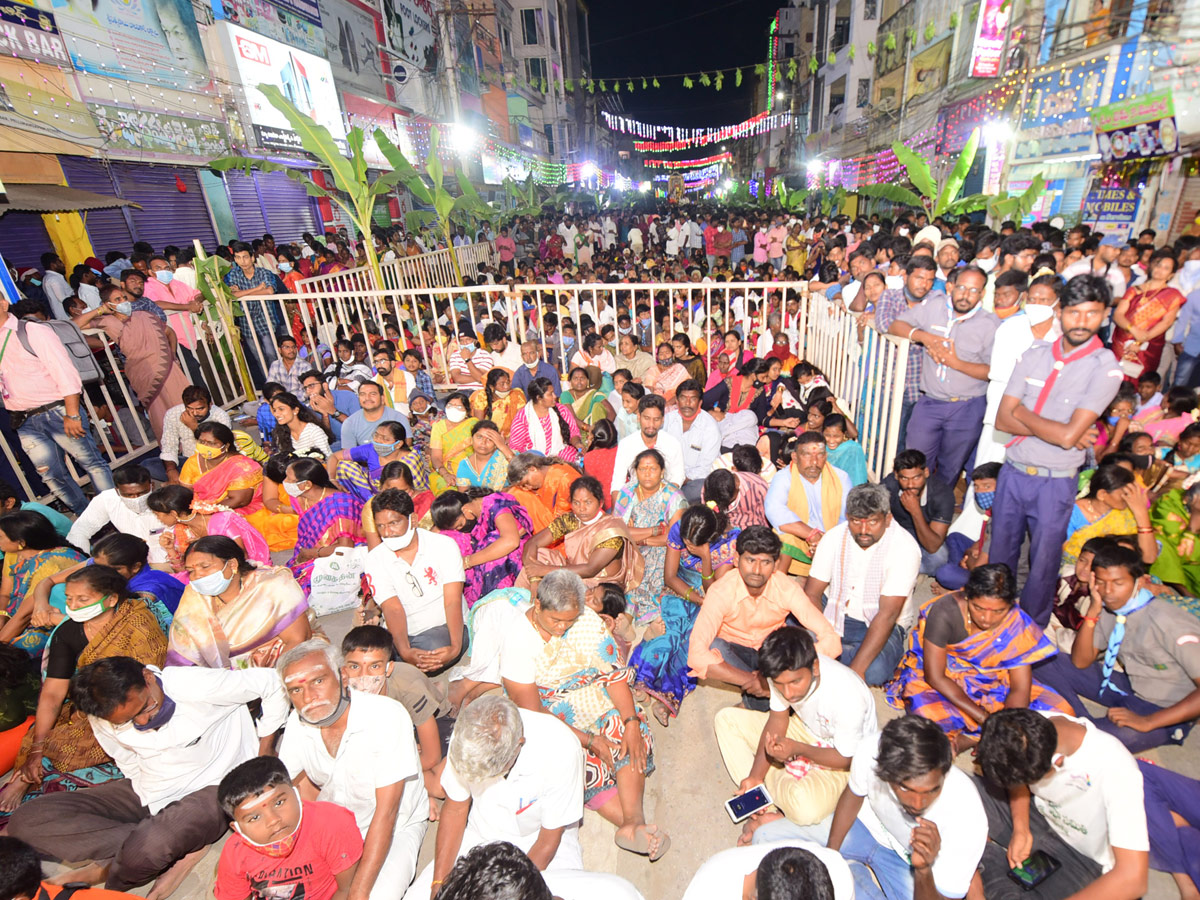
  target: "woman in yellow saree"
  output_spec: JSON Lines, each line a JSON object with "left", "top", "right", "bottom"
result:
{"left": 179, "top": 421, "right": 298, "bottom": 551}
{"left": 429, "top": 392, "right": 478, "bottom": 494}
{"left": 469, "top": 369, "right": 525, "bottom": 438}
{"left": 1061, "top": 464, "right": 1155, "bottom": 569}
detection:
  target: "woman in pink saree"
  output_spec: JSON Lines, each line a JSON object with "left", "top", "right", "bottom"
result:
{"left": 147, "top": 484, "right": 271, "bottom": 582}
{"left": 74, "top": 288, "right": 190, "bottom": 440}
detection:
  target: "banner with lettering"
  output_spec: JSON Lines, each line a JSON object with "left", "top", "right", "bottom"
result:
{"left": 1083, "top": 187, "right": 1141, "bottom": 239}
{"left": 1090, "top": 90, "right": 1177, "bottom": 162}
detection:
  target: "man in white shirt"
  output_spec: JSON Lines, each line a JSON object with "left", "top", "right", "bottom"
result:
{"left": 277, "top": 640, "right": 428, "bottom": 900}
{"left": 67, "top": 465, "right": 168, "bottom": 564}
{"left": 663, "top": 379, "right": 721, "bottom": 502}
{"left": 611, "top": 393, "right": 686, "bottom": 500}
{"left": 558, "top": 216, "right": 579, "bottom": 261}
{"left": 9, "top": 658, "right": 288, "bottom": 894}
{"left": 1061, "top": 234, "right": 1127, "bottom": 300}
{"left": 716, "top": 626, "right": 878, "bottom": 840}
{"left": 39, "top": 252, "right": 72, "bottom": 320}
{"left": 755, "top": 313, "right": 785, "bottom": 357}
{"left": 803, "top": 483, "right": 920, "bottom": 685}
{"left": 683, "top": 842, "right": 853, "bottom": 900}
{"left": 819, "top": 716, "right": 987, "bottom": 900}
{"left": 483, "top": 322, "right": 522, "bottom": 374}
{"left": 974, "top": 709, "right": 1149, "bottom": 900}
{"left": 410, "top": 695, "right": 587, "bottom": 898}
{"left": 448, "top": 333, "right": 494, "bottom": 391}
{"left": 365, "top": 489, "right": 466, "bottom": 674}
{"left": 159, "top": 385, "right": 233, "bottom": 481}
{"left": 764, "top": 433, "right": 853, "bottom": 577}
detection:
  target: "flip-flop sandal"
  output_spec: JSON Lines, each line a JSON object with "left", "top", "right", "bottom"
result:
{"left": 615, "top": 825, "right": 672, "bottom": 862}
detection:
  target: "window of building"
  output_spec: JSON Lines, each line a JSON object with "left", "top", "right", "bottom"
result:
{"left": 784, "top": 41, "right": 795, "bottom": 57}
{"left": 549, "top": 13, "right": 557, "bottom": 50}
{"left": 544, "top": 123, "right": 555, "bottom": 156}
{"left": 501, "top": 25, "right": 512, "bottom": 54}
{"left": 864, "top": 0, "right": 877, "bottom": 19}
{"left": 521, "top": 8, "right": 538, "bottom": 44}
{"left": 525, "top": 56, "right": 546, "bottom": 84}
{"left": 856, "top": 78, "right": 870, "bottom": 107}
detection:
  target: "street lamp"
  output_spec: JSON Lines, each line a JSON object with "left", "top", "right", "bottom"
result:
{"left": 451, "top": 123, "right": 477, "bottom": 156}
{"left": 580, "top": 161, "right": 598, "bottom": 180}
{"left": 982, "top": 120, "right": 1013, "bottom": 144}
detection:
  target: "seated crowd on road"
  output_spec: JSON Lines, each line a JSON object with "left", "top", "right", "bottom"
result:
{"left": 3, "top": 206, "right": 1200, "bottom": 900}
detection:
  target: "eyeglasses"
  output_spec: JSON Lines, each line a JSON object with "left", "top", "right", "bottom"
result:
{"left": 404, "top": 572, "right": 424, "bottom": 598}
{"left": 953, "top": 286, "right": 984, "bottom": 297}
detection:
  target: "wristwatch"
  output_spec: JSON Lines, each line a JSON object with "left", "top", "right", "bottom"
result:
{"left": 64, "top": 414, "right": 81, "bottom": 420}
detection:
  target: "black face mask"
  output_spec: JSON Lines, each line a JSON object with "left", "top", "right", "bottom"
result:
{"left": 1131, "top": 454, "right": 1152, "bottom": 470}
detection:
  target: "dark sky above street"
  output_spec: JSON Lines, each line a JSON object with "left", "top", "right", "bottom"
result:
{"left": 587, "top": 0, "right": 787, "bottom": 130}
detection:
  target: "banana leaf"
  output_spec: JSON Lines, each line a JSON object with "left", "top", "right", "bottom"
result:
{"left": 255, "top": 84, "right": 357, "bottom": 198}
{"left": 890, "top": 140, "right": 936, "bottom": 203}
{"left": 944, "top": 192, "right": 991, "bottom": 215}
{"left": 935, "top": 127, "right": 980, "bottom": 216}
{"left": 856, "top": 182, "right": 925, "bottom": 207}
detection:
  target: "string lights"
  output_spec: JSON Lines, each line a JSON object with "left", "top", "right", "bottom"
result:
{"left": 630, "top": 111, "right": 792, "bottom": 152}
{"left": 641, "top": 152, "right": 733, "bottom": 169}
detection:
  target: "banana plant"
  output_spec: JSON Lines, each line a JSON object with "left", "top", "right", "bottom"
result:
{"left": 988, "top": 174, "right": 1047, "bottom": 224}
{"left": 888, "top": 127, "right": 990, "bottom": 216}
{"left": 210, "top": 84, "right": 405, "bottom": 292}
{"left": 502, "top": 175, "right": 546, "bottom": 218}
{"left": 191, "top": 241, "right": 256, "bottom": 399}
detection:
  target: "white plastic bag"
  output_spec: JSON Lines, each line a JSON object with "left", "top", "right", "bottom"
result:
{"left": 308, "top": 546, "right": 367, "bottom": 616}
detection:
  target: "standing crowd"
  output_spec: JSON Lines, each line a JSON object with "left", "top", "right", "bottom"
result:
{"left": 1, "top": 204, "right": 1200, "bottom": 900}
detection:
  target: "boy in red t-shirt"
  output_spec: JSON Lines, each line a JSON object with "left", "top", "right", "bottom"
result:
{"left": 215, "top": 758, "right": 362, "bottom": 900}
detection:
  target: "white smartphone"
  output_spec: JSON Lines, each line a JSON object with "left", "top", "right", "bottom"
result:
{"left": 725, "top": 784, "right": 773, "bottom": 823}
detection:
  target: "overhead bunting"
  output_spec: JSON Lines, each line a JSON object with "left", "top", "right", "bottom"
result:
{"left": 625, "top": 111, "right": 792, "bottom": 152}
{"left": 642, "top": 152, "right": 733, "bottom": 169}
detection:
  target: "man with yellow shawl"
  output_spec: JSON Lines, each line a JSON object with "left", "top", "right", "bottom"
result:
{"left": 764, "top": 433, "right": 851, "bottom": 577}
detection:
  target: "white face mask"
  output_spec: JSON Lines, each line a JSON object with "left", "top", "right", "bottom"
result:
{"left": 346, "top": 674, "right": 387, "bottom": 694}
{"left": 976, "top": 256, "right": 998, "bottom": 273}
{"left": 282, "top": 480, "right": 307, "bottom": 497}
{"left": 383, "top": 520, "right": 415, "bottom": 551}
{"left": 885, "top": 274, "right": 905, "bottom": 290}
{"left": 65, "top": 593, "right": 109, "bottom": 623}
{"left": 121, "top": 493, "right": 150, "bottom": 515}
{"left": 1025, "top": 303, "right": 1058, "bottom": 325}
{"left": 445, "top": 406, "right": 467, "bottom": 423}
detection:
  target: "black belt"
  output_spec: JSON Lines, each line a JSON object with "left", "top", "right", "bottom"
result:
{"left": 10, "top": 400, "right": 64, "bottom": 429}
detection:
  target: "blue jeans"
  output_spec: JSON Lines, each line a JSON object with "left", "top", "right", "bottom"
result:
{"left": 1176, "top": 351, "right": 1200, "bottom": 388}
{"left": 16, "top": 406, "right": 112, "bottom": 515}
{"left": 838, "top": 616, "right": 906, "bottom": 686}
{"left": 919, "top": 544, "right": 950, "bottom": 576}
{"left": 755, "top": 816, "right": 913, "bottom": 900}
{"left": 896, "top": 395, "right": 916, "bottom": 454}
{"left": 709, "top": 637, "right": 769, "bottom": 711}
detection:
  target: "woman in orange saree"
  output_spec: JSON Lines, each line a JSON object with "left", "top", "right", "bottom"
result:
{"left": 1111, "top": 250, "right": 1186, "bottom": 381}
{"left": 179, "top": 421, "right": 297, "bottom": 551}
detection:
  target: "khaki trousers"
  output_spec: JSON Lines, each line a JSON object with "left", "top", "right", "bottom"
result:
{"left": 714, "top": 707, "right": 849, "bottom": 826}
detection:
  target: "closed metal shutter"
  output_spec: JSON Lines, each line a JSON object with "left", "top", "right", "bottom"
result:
{"left": 225, "top": 171, "right": 267, "bottom": 241}
{"left": 0, "top": 212, "right": 55, "bottom": 272}
{"left": 254, "top": 170, "right": 318, "bottom": 244}
{"left": 111, "top": 163, "right": 216, "bottom": 252}
{"left": 58, "top": 156, "right": 135, "bottom": 258}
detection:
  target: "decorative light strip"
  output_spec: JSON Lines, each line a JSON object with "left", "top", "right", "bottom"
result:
{"left": 641, "top": 152, "right": 732, "bottom": 169}
{"left": 627, "top": 111, "right": 792, "bottom": 152}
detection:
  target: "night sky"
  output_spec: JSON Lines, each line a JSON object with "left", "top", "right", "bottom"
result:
{"left": 587, "top": 0, "right": 788, "bottom": 130}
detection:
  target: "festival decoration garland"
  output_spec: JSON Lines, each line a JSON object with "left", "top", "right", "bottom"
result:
{"left": 625, "top": 112, "right": 793, "bottom": 153}
{"left": 641, "top": 153, "right": 733, "bottom": 170}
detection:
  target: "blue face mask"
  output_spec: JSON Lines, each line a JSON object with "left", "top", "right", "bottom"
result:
{"left": 155, "top": 269, "right": 174, "bottom": 285}
{"left": 133, "top": 679, "right": 177, "bottom": 731}
{"left": 115, "top": 301, "right": 133, "bottom": 315}
{"left": 975, "top": 490, "right": 995, "bottom": 511}
{"left": 30, "top": 278, "right": 41, "bottom": 286}
{"left": 373, "top": 440, "right": 399, "bottom": 456}
{"left": 279, "top": 261, "right": 293, "bottom": 273}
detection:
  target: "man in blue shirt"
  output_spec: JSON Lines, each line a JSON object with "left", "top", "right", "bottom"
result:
{"left": 1172, "top": 288, "right": 1200, "bottom": 387}
{"left": 224, "top": 241, "right": 283, "bottom": 385}
{"left": 511, "top": 340, "right": 559, "bottom": 394}
{"left": 300, "top": 369, "right": 361, "bottom": 448}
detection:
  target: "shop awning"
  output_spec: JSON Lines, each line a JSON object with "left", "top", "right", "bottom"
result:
{"left": 0, "top": 183, "right": 141, "bottom": 214}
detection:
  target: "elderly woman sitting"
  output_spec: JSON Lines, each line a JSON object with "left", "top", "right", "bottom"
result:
{"left": 886, "top": 563, "right": 1071, "bottom": 752}
{"left": 498, "top": 569, "right": 669, "bottom": 861}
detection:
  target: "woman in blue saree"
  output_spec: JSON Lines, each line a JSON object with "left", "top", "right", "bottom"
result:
{"left": 329, "top": 420, "right": 423, "bottom": 502}
{"left": 429, "top": 488, "right": 533, "bottom": 607}
{"left": 284, "top": 458, "right": 365, "bottom": 592}
{"left": 632, "top": 505, "right": 740, "bottom": 725}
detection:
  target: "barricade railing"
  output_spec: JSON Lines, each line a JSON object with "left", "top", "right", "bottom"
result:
{"left": 294, "top": 241, "right": 497, "bottom": 295}
{"left": 238, "top": 282, "right": 810, "bottom": 391}
{"left": 0, "top": 278, "right": 921, "bottom": 503}
{"left": 803, "top": 294, "right": 911, "bottom": 482}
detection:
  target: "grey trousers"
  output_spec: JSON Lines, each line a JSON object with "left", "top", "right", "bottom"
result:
{"left": 8, "top": 779, "right": 227, "bottom": 891}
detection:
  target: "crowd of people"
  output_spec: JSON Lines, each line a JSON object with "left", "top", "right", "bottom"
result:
{"left": 1, "top": 203, "right": 1200, "bottom": 900}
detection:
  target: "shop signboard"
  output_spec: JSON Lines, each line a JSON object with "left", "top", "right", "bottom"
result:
{"left": 1013, "top": 60, "right": 1105, "bottom": 160}
{"left": 0, "top": 4, "right": 70, "bottom": 66}
{"left": 87, "top": 102, "right": 230, "bottom": 158}
{"left": 380, "top": 0, "right": 437, "bottom": 71}
{"left": 223, "top": 21, "right": 345, "bottom": 153}
{"left": 1082, "top": 186, "right": 1141, "bottom": 238}
{"left": 0, "top": 57, "right": 100, "bottom": 143}
{"left": 211, "top": 0, "right": 322, "bottom": 55}
{"left": 969, "top": 0, "right": 1010, "bottom": 77}
{"left": 318, "top": 0, "right": 385, "bottom": 97}
{"left": 1090, "top": 90, "right": 1177, "bottom": 162}
{"left": 32, "top": 0, "right": 209, "bottom": 91}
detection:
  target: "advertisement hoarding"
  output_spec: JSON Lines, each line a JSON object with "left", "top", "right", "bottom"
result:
{"left": 318, "top": 0, "right": 385, "bottom": 97}
{"left": 380, "top": 0, "right": 437, "bottom": 71}
{"left": 223, "top": 21, "right": 346, "bottom": 153}
{"left": 0, "top": 5, "right": 70, "bottom": 66}
{"left": 210, "top": 0, "right": 324, "bottom": 56}
{"left": 969, "top": 0, "right": 1009, "bottom": 77}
